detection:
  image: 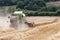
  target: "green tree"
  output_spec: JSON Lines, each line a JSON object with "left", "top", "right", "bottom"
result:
{"left": 16, "top": 0, "right": 46, "bottom": 10}
{"left": 56, "top": 10, "right": 60, "bottom": 16}
{"left": 0, "top": 0, "right": 17, "bottom": 6}
{"left": 8, "top": 7, "right": 16, "bottom": 13}
{"left": 47, "top": 5, "right": 58, "bottom": 12}
{"left": 40, "top": 5, "right": 58, "bottom": 12}
{"left": 16, "top": 1, "right": 24, "bottom": 9}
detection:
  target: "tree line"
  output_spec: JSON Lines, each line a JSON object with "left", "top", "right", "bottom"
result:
{"left": 0, "top": 0, "right": 59, "bottom": 6}
{"left": 0, "top": 0, "right": 17, "bottom": 6}
{"left": 0, "top": 0, "right": 60, "bottom": 10}
{"left": 0, "top": 0, "right": 60, "bottom": 16}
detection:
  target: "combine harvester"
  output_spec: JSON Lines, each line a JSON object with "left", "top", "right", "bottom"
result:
{"left": 8, "top": 11, "right": 29, "bottom": 30}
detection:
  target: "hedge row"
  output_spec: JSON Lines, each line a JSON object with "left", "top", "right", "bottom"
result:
{"left": 24, "top": 10, "right": 60, "bottom": 16}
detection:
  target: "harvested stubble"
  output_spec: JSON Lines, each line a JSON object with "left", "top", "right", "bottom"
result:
{"left": 0, "top": 17, "right": 60, "bottom": 40}
{"left": 0, "top": 18, "right": 60, "bottom": 40}
{"left": 26, "top": 17, "right": 58, "bottom": 27}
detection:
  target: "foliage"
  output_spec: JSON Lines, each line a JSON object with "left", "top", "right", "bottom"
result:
{"left": 39, "top": 12, "right": 56, "bottom": 16}
{"left": 0, "top": 0, "right": 17, "bottom": 6}
{"left": 24, "top": 11, "right": 56, "bottom": 16}
{"left": 47, "top": 5, "right": 58, "bottom": 12}
{"left": 0, "top": 0, "right": 59, "bottom": 6}
{"left": 0, "top": 0, "right": 60, "bottom": 16}
{"left": 8, "top": 7, "right": 16, "bottom": 13}
{"left": 40, "top": 5, "right": 58, "bottom": 12}
{"left": 16, "top": 0, "right": 46, "bottom": 11}
{"left": 56, "top": 10, "right": 60, "bottom": 16}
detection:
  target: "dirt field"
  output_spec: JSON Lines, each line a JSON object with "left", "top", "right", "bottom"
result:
{"left": 0, "top": 16, "right": 60, "bottom": 40}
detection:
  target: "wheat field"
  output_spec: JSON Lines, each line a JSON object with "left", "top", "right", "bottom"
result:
{"left": 0, "top": 17, "right": 60, "bottom": 40}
